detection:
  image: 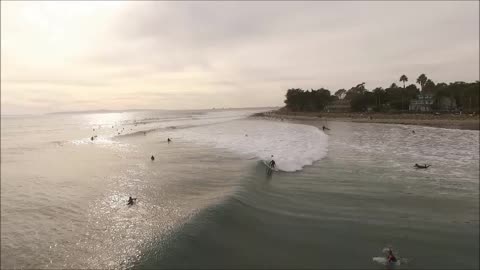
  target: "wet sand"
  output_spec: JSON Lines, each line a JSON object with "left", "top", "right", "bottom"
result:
{"left": 253, "top": 110, "right": 480, "bottom": 130}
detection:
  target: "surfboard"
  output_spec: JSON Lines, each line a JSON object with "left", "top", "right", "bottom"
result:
{"left": 372, "top": 257, "right": 402, "bottom": 266}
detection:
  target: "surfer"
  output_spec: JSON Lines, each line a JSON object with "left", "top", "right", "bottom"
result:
{"left": 414, "top": 163, "right": 430, "bottom": 169}
{"left": 322, "top": 126, "right": 330, "bottom": 131}
{"left": 127, "top": 196, "right": 136, "bottom": 205}
{"left": 167, "top": 138, "right": 171, "bottom": 143}
{"left": 151, "top": 155, "right": 155, "bottom": 161}
{"left": 91, "top": 136, "right": 94, "bottom": 141}
{"left": 269, "top": 159, "right": 276, "bottom": 169}
{"left": 387, "top": 249, "right": 397, "bottom": 263}
{"left": 412, "top": 130, "right": 415, "bottom": 134}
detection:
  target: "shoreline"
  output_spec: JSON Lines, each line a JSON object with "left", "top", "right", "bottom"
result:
{"left": 253, "top": 110, "right": 480, "bottom": 131}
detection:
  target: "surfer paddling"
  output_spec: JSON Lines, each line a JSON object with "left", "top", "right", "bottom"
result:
{"left": 414, "top": 163, "right": 430, "bottom": 169}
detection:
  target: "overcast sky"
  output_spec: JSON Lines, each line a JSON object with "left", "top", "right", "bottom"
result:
{"left": 1, "top": 1, "right": 479, "bottom": 114}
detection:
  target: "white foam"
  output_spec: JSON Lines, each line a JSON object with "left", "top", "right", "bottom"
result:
{"left": 172, "top": 119, "right": 328, "bottom": 172}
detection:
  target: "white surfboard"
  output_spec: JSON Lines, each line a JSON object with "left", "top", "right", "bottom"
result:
{"left": 372, "top": 257, "right": 403, "bottom": 266}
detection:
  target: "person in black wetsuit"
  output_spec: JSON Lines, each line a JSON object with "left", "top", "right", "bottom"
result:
{"left": 387, "top": 249, "right": 397, "bottom": 263}
{"left": 414, "top": 163, "right": 430, "bottom": 169}
{"left": 167, "top": 138, "right": 171, "bottom": 143}
{"left": 322, "top": 126, "right": 330, "bottom": 131}
{"left": 127, "top": 196, "right": 136, "bottom": 205}
{"left": 269, "top": 155, "right": 276, "bottom": 169}
{"left": 151, "top": 155, "right": 155, "bottom": 161}
{"left": 269, "top": 159, "right": 276, "bottom": 168}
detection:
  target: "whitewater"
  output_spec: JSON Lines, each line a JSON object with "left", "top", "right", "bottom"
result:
{"left": 171, "top": 119, "right": 328, "bottom": 172}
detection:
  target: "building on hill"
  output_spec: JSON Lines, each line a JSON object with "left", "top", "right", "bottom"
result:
{"left": 409, "top": 94, "right": 457, "bottom": 112}
{"left": 409, "top": 94, "right": 434, "bottom": 112}
{"left": 325, "top": 99, "right": 351, "bottom": 112}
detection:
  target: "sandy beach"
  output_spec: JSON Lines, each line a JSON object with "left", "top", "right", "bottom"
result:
{"left": 253, "top": 110, "right": 480, "bottom": 130}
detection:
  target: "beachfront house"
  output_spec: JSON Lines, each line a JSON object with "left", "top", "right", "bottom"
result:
{"left": 325, "top": 99, "right": 351, "bottom": 112}
{"left": 409, "top": 94, "right": 434, "bottom": 112}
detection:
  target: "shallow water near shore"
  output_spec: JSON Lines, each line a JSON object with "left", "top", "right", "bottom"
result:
{"left": 1, "top": 109, "right": 479, "bottom": 269}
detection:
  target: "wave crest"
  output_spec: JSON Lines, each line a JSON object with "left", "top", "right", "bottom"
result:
{"left": 173, "top": 119, "right": 328, "bottom": 172}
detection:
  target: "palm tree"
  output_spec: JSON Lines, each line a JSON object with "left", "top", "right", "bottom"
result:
{"left": 400, "top": 75, "right": 408, "bottom": 88}
{"left": 399, "top": 75, "right": 408, "bottom": 111}
{"left": 417, "top": 74, "right": 428, "bottom": 91}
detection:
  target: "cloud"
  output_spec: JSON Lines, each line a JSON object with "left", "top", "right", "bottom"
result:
{"left": 1, "top": 1, "right": 478, "bottom": 114}
{"left": 3, "top": 78, "right": 109, "bottom": 87}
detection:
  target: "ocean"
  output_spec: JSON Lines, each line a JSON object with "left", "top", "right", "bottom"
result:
{"left": 1, "top": 109, "right": 478, "bottom": 269}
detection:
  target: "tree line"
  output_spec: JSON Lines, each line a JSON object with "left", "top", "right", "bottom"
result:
{"left": 284, "top": 74, "right": 479, "bottom": 113}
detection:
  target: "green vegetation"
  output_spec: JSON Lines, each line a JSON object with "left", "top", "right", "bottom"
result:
{"left": 284, "top": 88, "right": 336, "bottom": 111}
{"left": 284, "top": 74, "right": 479, "bottom": 113}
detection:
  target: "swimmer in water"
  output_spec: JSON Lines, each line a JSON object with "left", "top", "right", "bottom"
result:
{"left": 151, "top": 155, "right": 155, "bottom": 161}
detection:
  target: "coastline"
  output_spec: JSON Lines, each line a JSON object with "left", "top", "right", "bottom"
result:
{"left": 252, "top": 110, "right": 480, "bottom": 130}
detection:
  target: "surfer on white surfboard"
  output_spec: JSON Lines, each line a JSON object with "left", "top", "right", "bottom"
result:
{"left": 268, "top": 155, "right": 276, "bottom": 169}
{"left": 387, "top": 249, "right": 397, "bottom": 263}
{"left": 269, "top": 159, "right": 276, "bottom": 169}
